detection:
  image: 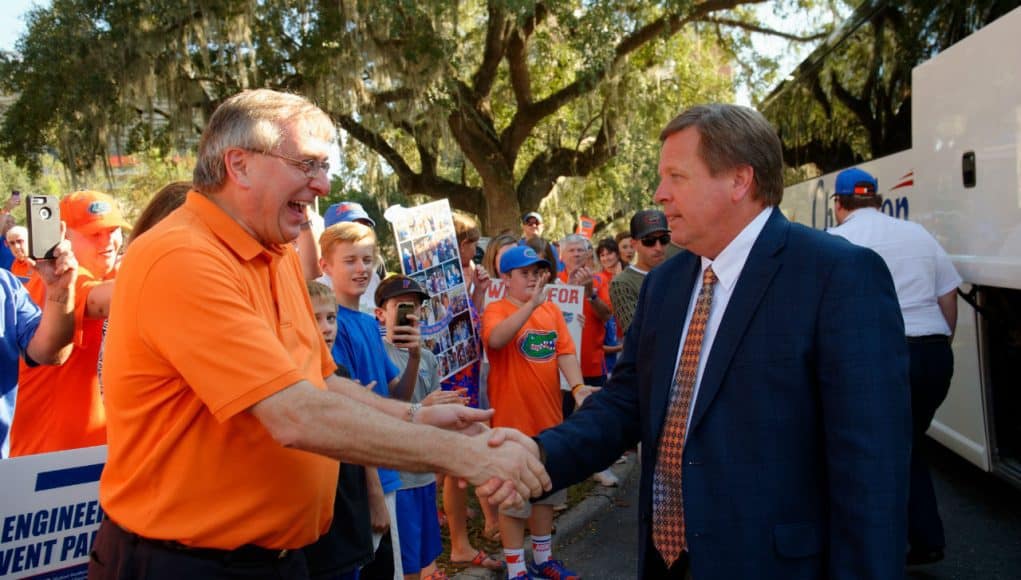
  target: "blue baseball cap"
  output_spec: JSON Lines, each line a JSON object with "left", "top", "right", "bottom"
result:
{"left": 833, "top": 168, "right": 878, "bottom": 197}
{"left": 324, "top": 201, "right": 376, "bottom": 228}
{"left": 499, "top": 246, "right": 550, "bottom": 274}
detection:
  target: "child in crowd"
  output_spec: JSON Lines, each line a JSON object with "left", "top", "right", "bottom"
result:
{"left": 374, "top": 275, "right": 463, "bottom": 580}
{"left": 442, "top": 213, "right": 503, "bottom": 572}
{"left": 302, "top": 281, "right": 376, "bottom": 580}
{"left": 320, "top": 222, "right": 424, "bottom": 580}
{"left": 483, "top": 246, "right": 594, "bottom": 580}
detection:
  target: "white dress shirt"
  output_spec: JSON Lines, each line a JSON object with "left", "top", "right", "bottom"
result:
{"left": 828, "top": 207, "right": 961, "bottom": 336}
{"left": 673, "top": 206, "right": 773, "bottom": 428}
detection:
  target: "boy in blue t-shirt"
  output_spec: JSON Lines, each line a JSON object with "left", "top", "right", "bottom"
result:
{"left": 320, "top": 222, "right": 424, "bottom": 579}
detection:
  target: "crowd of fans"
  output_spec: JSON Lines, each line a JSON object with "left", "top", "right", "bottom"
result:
{"left": 2, "top": 93, "right": 954, "bottom": 580}
{"left": 0, "top": 165, "right": 674, "bottom": 579}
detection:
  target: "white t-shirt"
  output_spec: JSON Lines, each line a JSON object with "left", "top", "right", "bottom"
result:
{"left": 829, "top": 207, "right": 962, "bottom": 336}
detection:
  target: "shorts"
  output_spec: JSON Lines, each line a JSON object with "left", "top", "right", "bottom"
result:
{"left": 395, "top": 482, "right": 442, "bottom": 574}
{"left": 500, "top": 488, "right": 568, "bottom": 519}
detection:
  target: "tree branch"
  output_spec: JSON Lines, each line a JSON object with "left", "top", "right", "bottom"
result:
{"left": 516, "top": 116, "right": 617, "bottom": 211}
{"left": 471, "top": 1, "right": 511, "bottom": 100}
{"left": 335, "top": 113, "right": 416, "bottom": 180}
{"left": 335, "top": 112, "right": 482, "bottom": 212}
{"left": 506, "top": 28, "right": 532, "bottom": 107}
{"left": 499, "top": 0, "right": 754, "bottom": 162}
{"left": 697, "top": 16, "right": 829, "bottom": 42}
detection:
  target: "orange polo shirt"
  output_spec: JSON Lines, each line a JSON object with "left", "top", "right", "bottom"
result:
{"left": 10, "top": 259, "right": 34, "bottom": 282}
{"left": 99, "top": 192, "right": 337, "bottom": 550}
{"left": 11, "top": 266, "right": 112, "bottom": 456}
{"left": 483, "top": 299, "right": 575, "bottom": 436}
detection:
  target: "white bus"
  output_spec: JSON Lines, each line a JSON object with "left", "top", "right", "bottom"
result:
{"left": 764, "top": 1, "right": 1021, "bottom": 487}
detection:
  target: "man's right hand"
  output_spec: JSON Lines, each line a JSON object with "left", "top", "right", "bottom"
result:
{"left": 528, "top": 270, "right": 551, "bottom": 308}
{"left": 466, "top": 428, "right": 549, "bottom": 509}
{"left": 35, "top": 223, "right": 77, "bottom": 299}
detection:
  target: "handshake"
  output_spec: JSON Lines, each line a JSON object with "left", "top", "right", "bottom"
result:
{"left": 413, "top": 404, "right": 551, "bottom": 509}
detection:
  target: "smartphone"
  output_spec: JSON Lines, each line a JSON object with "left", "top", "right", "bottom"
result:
{"left": 26, "top": 194, "right": 61, "bottom": 259}
{"left": 396, "top": 302, "right": 415, "bottom": 327}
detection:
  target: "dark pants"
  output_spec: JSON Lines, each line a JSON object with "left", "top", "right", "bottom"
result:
{"left": 907, "top": 336, "right": 954, "bottom": 552}
{"left": 88, "top": 519, "right": 309, "bottom": 580}
{"left": 641, "top": 537, "right": 690, "bottom": 580}
{"left": 356, "top": 533, "right": 393, "bottom": 580}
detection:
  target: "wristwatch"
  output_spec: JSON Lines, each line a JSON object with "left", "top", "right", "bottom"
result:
{"left": 407, "top": 402, "right": 422, "bottom": 423}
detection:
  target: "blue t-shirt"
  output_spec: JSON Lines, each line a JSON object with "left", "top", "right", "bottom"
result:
{"left": 332, "top": 304, "right": 402, "bottom": 494}
{"left": 604, "top": 316, "right": 619, "bottom": 375}
{"left": 1, "top": 269, "right": 42, "bottom": 457}
{"left": 0, "top": 240, "right": 14, "bottom": 271}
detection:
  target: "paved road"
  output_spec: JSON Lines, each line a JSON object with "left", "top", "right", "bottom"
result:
{"left": 557, "top": 439, "right": 1021, "bottom": 579}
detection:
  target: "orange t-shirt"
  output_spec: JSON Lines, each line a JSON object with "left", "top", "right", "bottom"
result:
{"left": 558, "top": 270, "right": 610, "bottom": 377}
{"left": 10, "top": 266, "right": 112, "bottom": 456}
{"left": 483, "top": 299, "right": 575, "bottom": 436}
{"left": 99, "top": 192, "right": 337, "bottom": 550}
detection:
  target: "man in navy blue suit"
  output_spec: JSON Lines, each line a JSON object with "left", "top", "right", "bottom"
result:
{"left": 532, "top": 104, "right": 912, "bottom": 579}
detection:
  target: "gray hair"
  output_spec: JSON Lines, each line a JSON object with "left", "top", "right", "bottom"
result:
{"left": 559, "top": 233, "right": 590, "bottom": 249}
{"left": 6, "top": 225, "right": 27, "bottom": 241}
{"left": 660, "top": 103, "right": 784, "bottom": 206}
{"left": 193, "top": 89, "right": 336, "bottom": 192}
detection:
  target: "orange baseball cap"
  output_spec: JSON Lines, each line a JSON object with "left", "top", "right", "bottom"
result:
{"left": 60, "top": 190, "right": 131, "bottom": 234}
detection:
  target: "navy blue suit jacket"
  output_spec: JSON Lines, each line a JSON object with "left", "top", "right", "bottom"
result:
{"left": 538, "top": 210, "right": 911, "bottom": 580}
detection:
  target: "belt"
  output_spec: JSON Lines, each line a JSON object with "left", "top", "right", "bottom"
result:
{"left": 107, "top": 519, "right": 292, "bottom": 564}
{"left": 906, "top": 334, "right": 950, "bottom": 344}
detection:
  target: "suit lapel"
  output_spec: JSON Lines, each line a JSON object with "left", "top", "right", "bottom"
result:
{"left": 687, "top": 210, "right": 789, "bottom": 435}
{"left": 649, "top": 253, "right": 700, "bottom": 443}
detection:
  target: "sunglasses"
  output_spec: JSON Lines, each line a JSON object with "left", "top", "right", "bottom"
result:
{"left": 524, "top": 219, "right": 541, "bottom": 226}
{"left": 640, "top": 234, "right": 671, "bottom": 247}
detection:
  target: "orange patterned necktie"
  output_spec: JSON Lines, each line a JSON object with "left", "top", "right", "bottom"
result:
{"left": 652, "top": 266, "right": 717, "bottom": 568}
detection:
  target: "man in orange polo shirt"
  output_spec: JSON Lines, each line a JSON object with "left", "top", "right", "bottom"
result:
{"left": 6, "top": 226, "right": 36, "bottom": 282}
{"left": 557, "top": 234, "right": 612, "bottom": 400}
{"left": 91, "top": 89, "right": 549, "bottom": 580}
{"left": 10, "top": 190, "right": 127, "bottom": 456}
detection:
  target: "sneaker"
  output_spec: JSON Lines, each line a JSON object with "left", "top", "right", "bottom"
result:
{"left": 507, "top": 571, "right": 533, "bottom": 579}
{"left": 528, "top": 559, "right": 580, "bottom": 580}
{"left": 592, "top": 469, "right": 619, "bottom": 487}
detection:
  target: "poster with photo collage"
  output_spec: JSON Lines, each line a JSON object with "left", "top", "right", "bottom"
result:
{"left": 388, "top": 199, "right": 478, "bottom": 380}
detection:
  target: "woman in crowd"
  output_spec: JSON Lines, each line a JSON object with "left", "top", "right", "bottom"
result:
{"left": 441, "top": 213, "right": 503, "bottom": 571}
{"left": 595, "top": 237, "right": 622, "bottom": 279}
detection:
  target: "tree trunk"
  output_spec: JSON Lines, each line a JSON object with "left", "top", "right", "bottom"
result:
{"left": 481, "top": 180, "right": 522, "bottom": 236}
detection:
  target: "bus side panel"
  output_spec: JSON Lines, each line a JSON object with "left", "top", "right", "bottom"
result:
{"left": 928, "top": 294, "right": 989, "bottom": 471}
{"left": 912, "top": 6, "right": 1021, "bottom": 288}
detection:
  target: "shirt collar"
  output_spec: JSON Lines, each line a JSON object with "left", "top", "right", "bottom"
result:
{"left": 184, "top": 191, "right": 285, "bottom": 262}
{"left": 700, "top": 206, "right": 773, "bottom": 293}
{"left": 627, "top": 264, "right": 648, "bottom": 275}
{"left": 841, "top": 207, "right": 881, "bottom": 224}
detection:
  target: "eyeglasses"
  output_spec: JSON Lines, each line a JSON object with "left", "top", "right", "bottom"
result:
{"left": 640, "top": 233, "right": 672, "bottom": 247}
{"left": 251, "top": 150, "right": 330, "bottom": 179}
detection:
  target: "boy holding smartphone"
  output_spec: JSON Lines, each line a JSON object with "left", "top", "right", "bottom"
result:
{"left": 375, "top": 274, "right": 462, "bottom": 580}
{"left": 319, "top": 221, "right": 424, "bottom": 579}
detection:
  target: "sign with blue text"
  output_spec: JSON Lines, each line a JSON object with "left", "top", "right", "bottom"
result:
{"left": 0, "top": 446, "right": 106, "bottom": 579}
